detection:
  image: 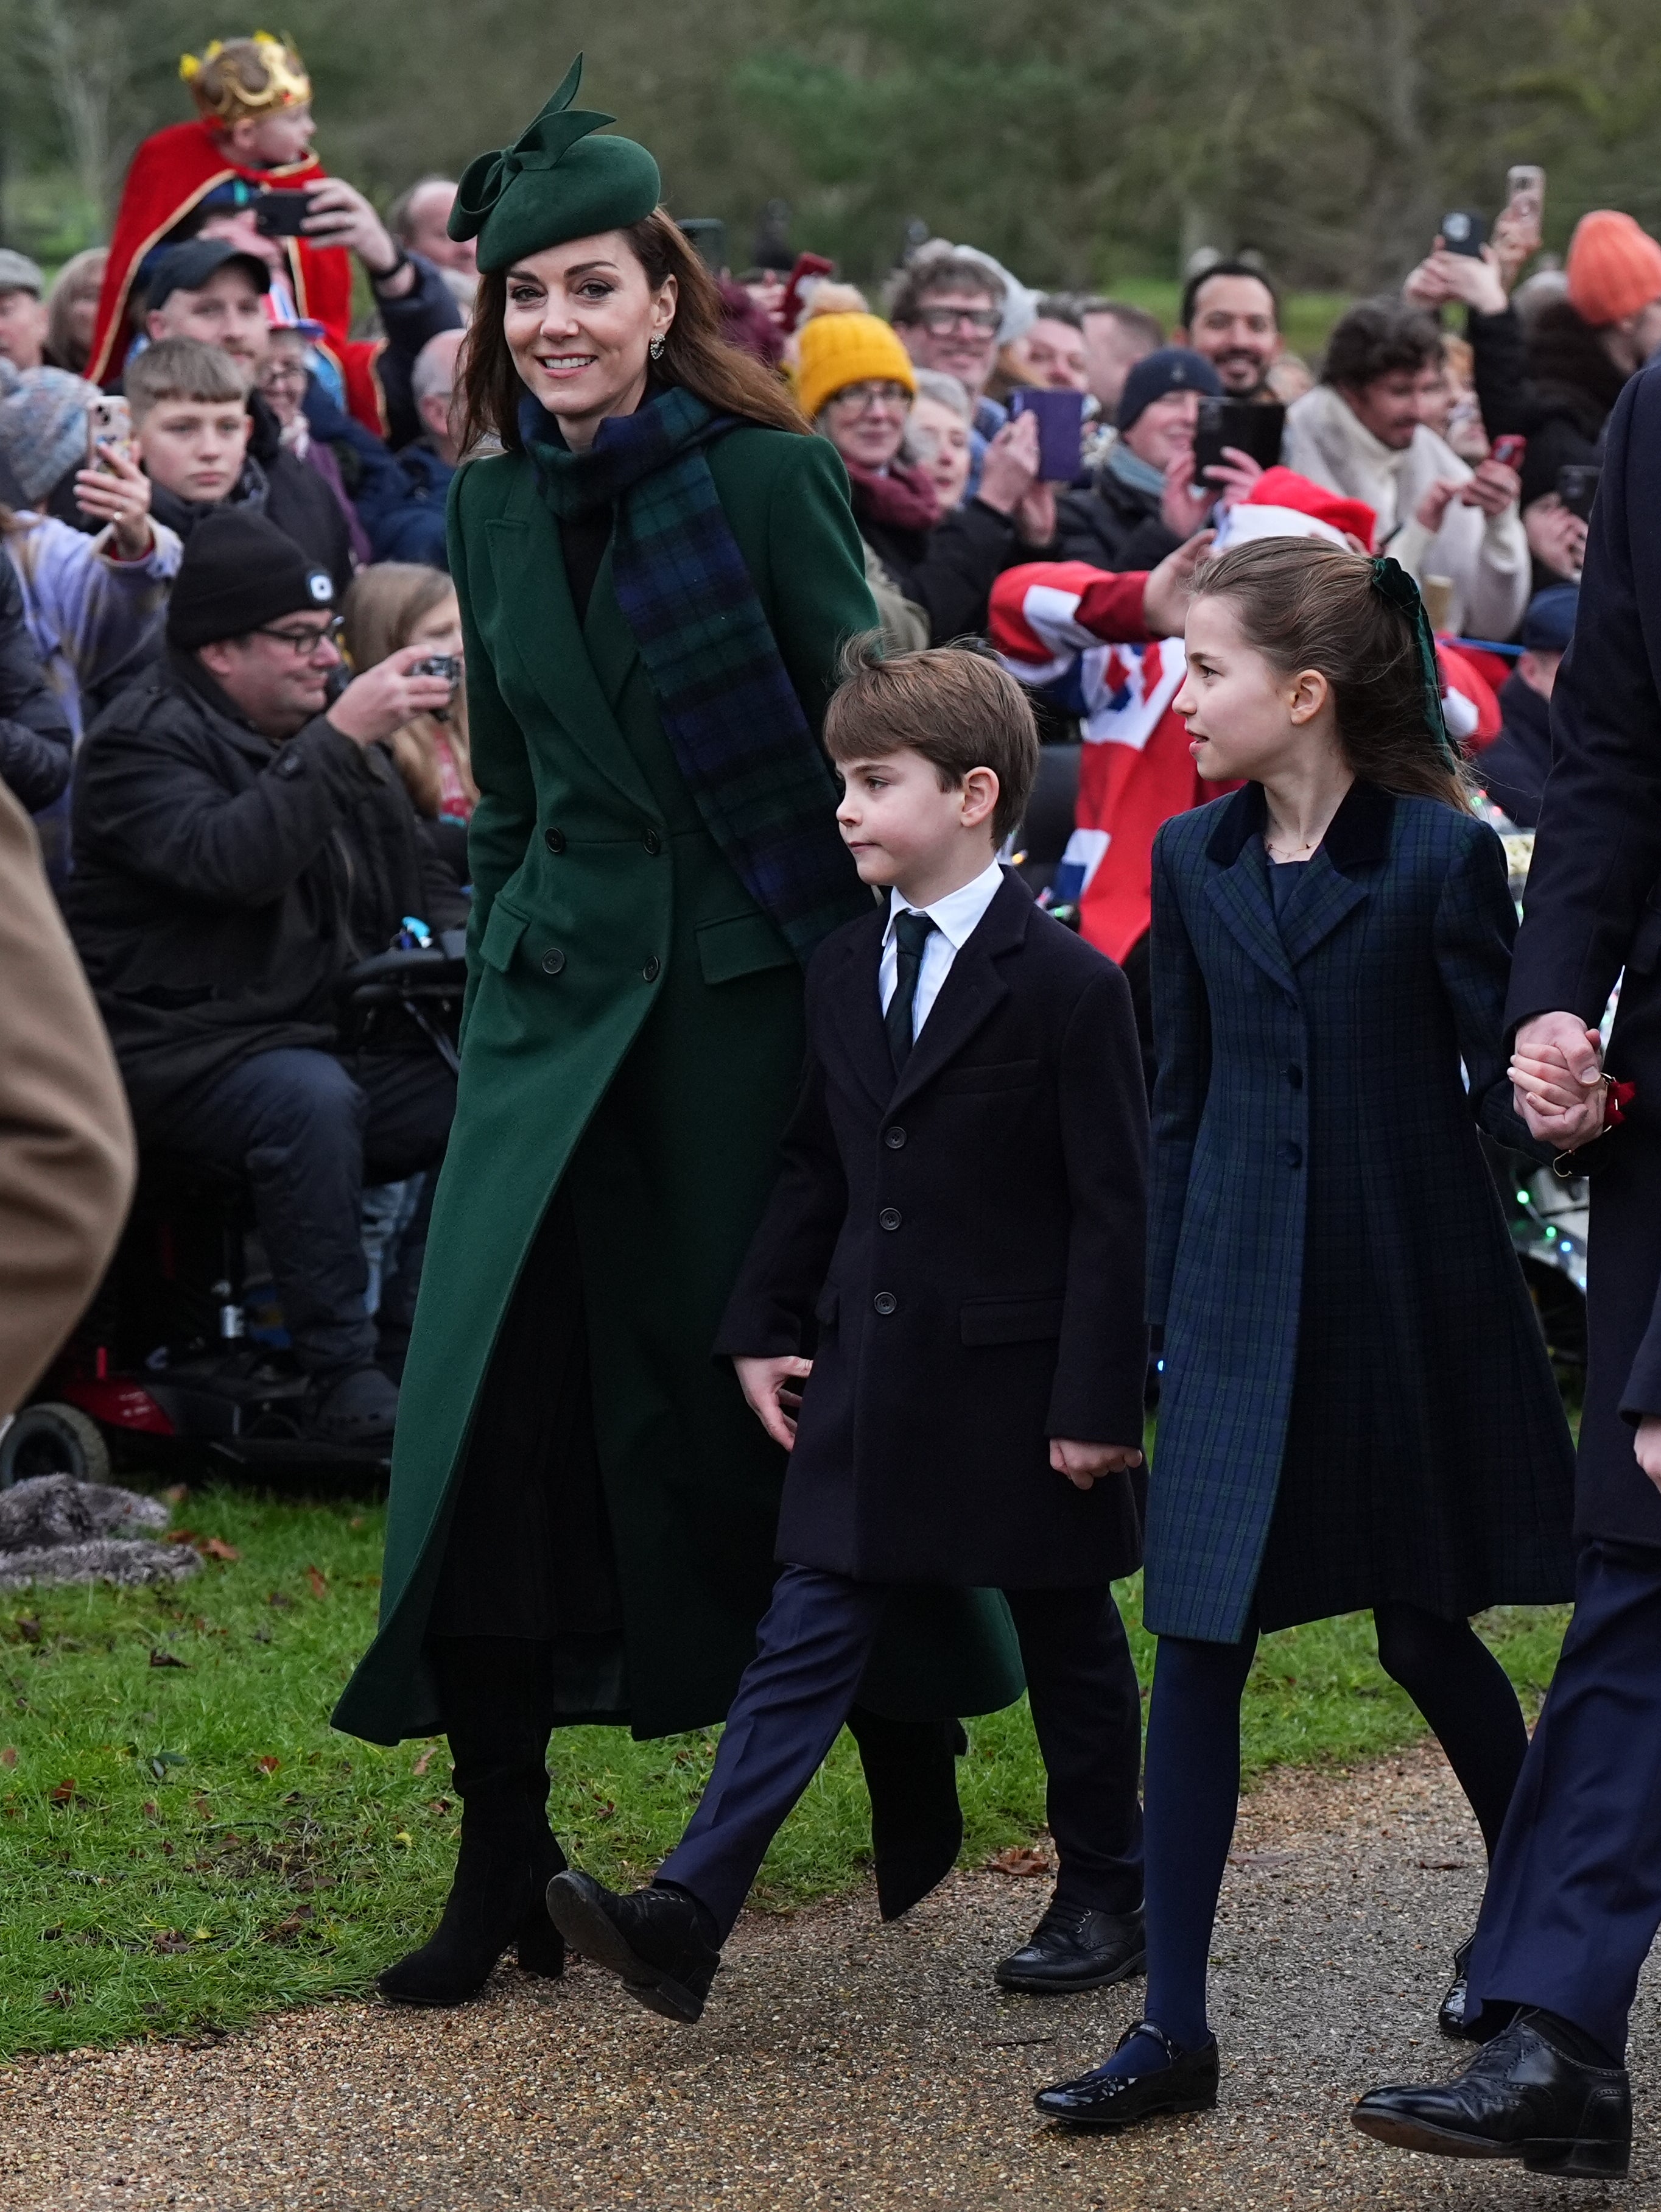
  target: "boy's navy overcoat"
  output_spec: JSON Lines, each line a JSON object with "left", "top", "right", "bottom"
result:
{"left": 716, "top": 872, "right": 1150, "bottom": 1588}
{"left": 1145, "top": 779, "right": 1576, "bottom": 1644}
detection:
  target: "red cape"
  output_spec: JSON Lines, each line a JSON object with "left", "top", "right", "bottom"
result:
{"left": 91, "top": 118, "right": 353, "bottom": 389}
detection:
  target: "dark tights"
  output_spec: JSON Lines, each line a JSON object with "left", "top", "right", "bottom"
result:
{"left": 1115, "top": 1602, "right": 1528, "bottom": 2068}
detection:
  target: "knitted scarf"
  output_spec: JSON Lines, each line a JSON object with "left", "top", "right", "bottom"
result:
{"left": 843, "top": 454, "right": 939, "bottom": 537}
{"left": 521, "top": 386, "right": 865, "bottom": 967}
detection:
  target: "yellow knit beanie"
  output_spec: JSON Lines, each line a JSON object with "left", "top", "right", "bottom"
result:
{"left": 795, "top": 313, "right": 918, "bottom": 422}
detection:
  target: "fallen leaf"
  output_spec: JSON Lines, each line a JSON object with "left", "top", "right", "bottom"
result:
{"left": 141, "top": 1800, "right": 158, "bottom": 1820}
{"left": 191, "top": 1795, "right": 211, "bottom": 1817}
{"left": 160, "top": 1484, "right": 188, "bottom": 1506}
{"left": 988, "top": 1845, "right": 1052, "bottom": 1878}
{"left": 15, "top": 1618, "right": 40, "bottom": 1644}
{"left": 1, "top": 1747, "right": 16, "bottom": 1767}
{"left": 349, "top": 1516, "right": 365, "bottom": 1530}
{"left": 411, "top": 1746, "right": 436, "bottom": 1778}
{"left": 267, "top": 1592, "right": 295, "bottom": 1610}
{"left": 304, "top": 1566, "right": 328, "bottom": 1599}
{"left": 393, "top": 1830, "right": 413, "bottom": 1848}
{"left": 164, "top": 1529, "right": 199, "bottom": 1547}
{"left": 149, "top": 1650, "right": 189, "bottom": 1670}
{"left": 192, "top": 1926, "right": 212, "bottom": 1942}
{"left": 270, "top": 1907, "right": 314, "bottom": 1938}
{"left": 42, "top": 1987, "right": 74, "bottom": 2008}
{"left": 255, "top": 1755, "right": 280, "bottom": 1774}
{"left": 49, "top": 1779, "right": 77, "bottom": 1806}
{"left": 150, "top": 1931, "right": 191, "bottom": 1953}
{"left": 195, "top": 1538, "right": 240, "bottom": 1563}
{"left": 426, "top": 1797, "right": 452, "bottom": 1815}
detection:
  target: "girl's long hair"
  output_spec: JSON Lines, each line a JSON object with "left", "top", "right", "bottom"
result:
{"left": 1190, "top": 538, "right": 1476, "bottom": 811}
{"left": 458, "top": 209, "right": 805, "bottom": 454}
{"left": 341, "top": 561, "right": 476, "bottom": 818}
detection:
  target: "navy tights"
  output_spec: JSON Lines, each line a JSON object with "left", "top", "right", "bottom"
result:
{"left": 1106, "top": 1602, "right": 1528, "bottom": 2073}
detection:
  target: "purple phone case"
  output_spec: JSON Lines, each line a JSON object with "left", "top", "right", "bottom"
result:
{"left": 1010, "top": 389, "right": 1086, "bottom": 483}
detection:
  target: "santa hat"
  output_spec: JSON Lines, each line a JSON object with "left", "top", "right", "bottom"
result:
{"left": 1212, "top": 467, "right": 1377, "bottom": 554}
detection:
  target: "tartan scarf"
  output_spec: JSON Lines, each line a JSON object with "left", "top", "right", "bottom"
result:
{"left": 520, "top": 384, "right": 866, "bottom": 965}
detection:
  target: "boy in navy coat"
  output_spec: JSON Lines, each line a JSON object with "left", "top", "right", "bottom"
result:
{"left": 549, "top": 640, "right": 1151, "bottom": 2020}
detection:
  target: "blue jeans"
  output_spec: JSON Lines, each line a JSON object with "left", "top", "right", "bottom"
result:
{"left": 159, "top": 1045, "right": 454, "bottom": 1373}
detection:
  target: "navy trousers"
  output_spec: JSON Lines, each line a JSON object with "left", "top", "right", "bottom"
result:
{"left": 1469, "top": 1539, "right": 1661, "bottom": 2059}
{"left": 159, "top": 1044, "right": 455, "bottom": 1375}
{"left": 659, "top": 1562, "right": 1145, "bottom": 1940}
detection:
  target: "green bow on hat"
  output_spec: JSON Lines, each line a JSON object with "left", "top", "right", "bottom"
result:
{"left": 1368, "top": 554, "right": 1463, "bottom": 770}
{"left": 449, "top": 55, "right": 661, "bottom": 273}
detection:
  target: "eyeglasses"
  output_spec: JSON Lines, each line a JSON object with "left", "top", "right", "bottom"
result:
{"left": 915, "top": 306, "right": 1000, "bottom": 337}
{"left": 828, "top": 381, "right": 913, "bottom": 415}
{"left": 254, "top": 616, "right": 344, "bottom": 657}
{"left": 257, "top": 361, "right": 308, "bottom": 392}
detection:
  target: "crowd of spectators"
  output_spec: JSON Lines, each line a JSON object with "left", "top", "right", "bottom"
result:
{"left": 1, "top": 25, "right": 1654, "bottom": 1448}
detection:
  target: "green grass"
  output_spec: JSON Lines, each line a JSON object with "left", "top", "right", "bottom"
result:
{"left": 0, "top": 1484, "right": 1566, "bottom": 2059}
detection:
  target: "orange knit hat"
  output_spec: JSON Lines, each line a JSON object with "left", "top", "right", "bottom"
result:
{"left": 795, "top": 313, "right": 917, "bottom": 421}
{"left": 1565, "top": 210, "right": 1661, "bottom": 327}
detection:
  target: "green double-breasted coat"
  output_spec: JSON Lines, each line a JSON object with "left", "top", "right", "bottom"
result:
{"left": 334, "top": 423, "right": 1023, "bottom": 1746}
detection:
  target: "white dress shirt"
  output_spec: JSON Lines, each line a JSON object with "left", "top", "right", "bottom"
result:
{"left": 879, "top": 858, "right": 1006, "bottom": 1043}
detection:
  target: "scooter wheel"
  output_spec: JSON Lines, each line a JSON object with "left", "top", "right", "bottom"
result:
{"left": 0, "top": 1403, "right": 112, "bottom": 1487}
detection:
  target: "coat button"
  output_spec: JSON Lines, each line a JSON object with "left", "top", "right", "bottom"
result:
{"left": 1278, "top": 1139, "right": 1302, "bottom": 1168}
{"left": 1285, "top": 1065, "right": 1304, "bottom": 1089}
{"left": 884, "top": 1126, "right": 906, "bottom": 1149}
{"left": 873, "top": 1292, "right": 897, "bottom": 1316}
{"left": 642, "top": 955, "right": 661, "bottom": 982}
{"left": 540, "top": 948, "right": 566, "bottom": 976}
{"left": 544, "top": 826, "right": 566, "bottom": 854}
{"left": 879, "top": 1207, "right": 901, "bottom": 1231}
{"left": 642, "top": 827, "right": 662, "bottom": 855}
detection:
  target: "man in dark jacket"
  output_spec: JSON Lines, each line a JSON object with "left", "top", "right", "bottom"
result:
{"left": 66, "top": 511, "right": 463, "bottom": 1446}
{"left": 350, "top": 329, "right": 460, "bottom": 570}
{"left": 1352, "top": 362, "right": 1661, "bottom": 2183}
{"left": 1058, "top": 347, "right": 1223, "bottom": 571}
{"left": 1478, "top": 585, "right": 1578, "bottom": 828}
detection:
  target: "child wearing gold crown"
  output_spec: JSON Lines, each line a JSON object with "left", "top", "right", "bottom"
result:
{"left": 90, "top": 34, "right": 444, "bottom": 437}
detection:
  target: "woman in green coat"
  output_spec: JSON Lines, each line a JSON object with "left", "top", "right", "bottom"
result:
{"left": 333, "top": 63, "right": 1022, "bottom": 2006}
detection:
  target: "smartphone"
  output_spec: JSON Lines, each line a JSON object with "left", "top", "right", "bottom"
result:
{"left": 253, "top": 190, "right": 314, "bottom": 237}
{"left": 85, "top": 393, "right": 133, "bottom": 473}
{"left": 1008, "top": 387, "right": 1086, "bottom": 482}
{"left": 1491, "top": 434, "right": 1527, "bottom": 470}
{"left": 1557, "top": 463, "right": 1601, "bottom": 521}
{"left": 410, "top": 654, "right": 461, "bottom": 684}
{"left": 1506, "top": 164, "right": 1546, "bottom": 229}
{"left": 1441, "top": 210, "right": 1488, "bottom": 258}
{"left": 1193, "top": 397, "right": 1287, "bottom": 483}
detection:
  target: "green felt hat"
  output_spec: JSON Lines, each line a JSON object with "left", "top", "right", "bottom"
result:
{"left": 449, "top": 56, "right": 661, "bottom": 274}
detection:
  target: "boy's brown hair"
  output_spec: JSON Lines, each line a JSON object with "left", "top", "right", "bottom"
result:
{"left": 824, "top": 635, "right": 1040, "bottom": 845}
{"left": 126, "top": 338, "right": 249, "bottom": 424}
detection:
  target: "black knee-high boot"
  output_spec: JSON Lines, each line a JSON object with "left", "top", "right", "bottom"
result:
{"left": 379, "top": 1636, "right": 568, "bottom": 2005}
{"left": 846, "top": 1705, "right": 967, "bottom": 1922}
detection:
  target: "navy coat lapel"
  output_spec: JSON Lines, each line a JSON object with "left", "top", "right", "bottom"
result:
{"left": 1203, "top": 780, "right": 1394, "bottom": 981}
{"left": 1203, "top": 789, "right": 1292, "bottom": 992}
{"left": 888, "top": 873, "right": 1028, "bottom": 1112}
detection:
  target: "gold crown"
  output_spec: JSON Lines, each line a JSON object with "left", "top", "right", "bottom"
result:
{"left": 179, "top": 33, "right": 311, "bottom": 122}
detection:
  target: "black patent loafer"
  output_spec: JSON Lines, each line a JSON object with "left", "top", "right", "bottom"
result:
{"left": 1438, "top": 1933, "right": 1475, "bottom": 2040}
{"left": 1352, "top": 2013, "right": 1631, "bottom": 2179}
{"left": 546, "top": 1870, "right": 719, "bottom": 2023}
{"left": 1035, "top": 2019, "right": 1220, "bottom": 2130}
{"left": 996, "top": 1902, "right": 1145, "bottom": 1993}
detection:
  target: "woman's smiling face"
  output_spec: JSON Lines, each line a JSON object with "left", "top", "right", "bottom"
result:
{"left": 502, "top": 231, "right": 676, "bottom": 446}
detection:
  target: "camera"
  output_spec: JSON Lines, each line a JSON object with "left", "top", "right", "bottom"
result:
{"left": 410, "top": 655, "right": 461, "bottom": 683}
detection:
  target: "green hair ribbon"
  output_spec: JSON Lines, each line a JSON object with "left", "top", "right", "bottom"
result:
{"left": 1368, "top": 555, "right": 1461, "bottom": 769}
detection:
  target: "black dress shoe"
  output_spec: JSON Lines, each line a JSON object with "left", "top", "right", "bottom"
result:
{"left": 378, "top": 1821, "right": 565, "bottom": 2006}
{"left": 1352, "top": 2012, "right": 1631, "bottom": 2179}
{"left": 546, "top": 1870, "right": 720, "bottom": 2022}
{"left": 1034, "top": 2020, "right": 1220, "bottom": 2130}
{"left": 995, "top": 1901, "right": 1145, "bottom": 1993}
{"left": 1438, "top": 1933, "right": 1475, "bottom": 2040}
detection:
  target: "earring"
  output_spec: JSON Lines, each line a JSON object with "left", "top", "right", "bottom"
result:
{"left": 649, "top": 334, "right": 666, "bottom": 360}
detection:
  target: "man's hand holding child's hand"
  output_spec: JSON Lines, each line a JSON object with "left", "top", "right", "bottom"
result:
{"left": 1050, "top": 1439, "right": 1145, "bottom": 1491}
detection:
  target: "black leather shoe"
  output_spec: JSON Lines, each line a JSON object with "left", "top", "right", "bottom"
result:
{"left": 378, "top": 1822, "right": 565, "bottom": 2006}
{"left": 1438, "top": 1933, "right": 1475, "bottom": 2039}
{"left": 546, "top": 1871, "right": 720, "bottom": 2023}
{"left": 1034, "top": 2020, "right": 1220, "bottom": 2130}
{"left": 1352, "top": 2013, "right": 1631, "bottom": 2179}
{"left": 995, "top": 1901, "right": 1145, "bottom": 1993}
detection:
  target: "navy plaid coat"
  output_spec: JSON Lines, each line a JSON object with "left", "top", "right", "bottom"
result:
{"left": 1143, "top": 779, "right": 1576, "bottom": 1644}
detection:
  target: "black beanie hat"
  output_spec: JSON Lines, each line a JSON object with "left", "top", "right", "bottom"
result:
{"left": 166, "top": 510, "right": 335, "bottom": 649}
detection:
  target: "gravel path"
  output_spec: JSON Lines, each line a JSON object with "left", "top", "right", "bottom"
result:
{"left": 1, "top": 1741, "right": 1652, "bottom": 2211}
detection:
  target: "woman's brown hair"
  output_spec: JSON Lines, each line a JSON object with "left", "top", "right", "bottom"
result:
{"left": 458, "top": 208, "right": 806, "bottom": 453}
{"left": 1190, "top": 538, "right": 1475, "bottom": 811}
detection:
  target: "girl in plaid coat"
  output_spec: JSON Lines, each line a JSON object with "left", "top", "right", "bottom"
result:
{"left": 1036, "top": 538, "right": 1576, "bottom": 2132}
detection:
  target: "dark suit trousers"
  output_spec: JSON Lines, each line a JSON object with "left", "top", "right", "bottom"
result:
{"left": 1468, "top": 1540, "right": 1661, "bottom": 2058}
{"left": 658, "top": 1562, "right": 1144, "bottom": 1939}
